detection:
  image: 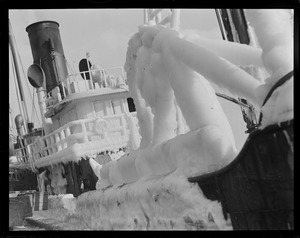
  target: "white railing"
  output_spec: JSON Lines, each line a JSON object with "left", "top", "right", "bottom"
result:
{"left": 45, "top": 66, "right": 127, "bottom": 107}
{"left": 14, "top": 145, "right": 29, "bottom": 164}
{"left": 29, "top": 114, "right": 129, "bottom": 164}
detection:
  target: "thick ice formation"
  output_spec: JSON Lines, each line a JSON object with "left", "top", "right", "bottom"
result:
{"left": 245, "top": 9, "right": 294, "bottom": 128}
{"left": 44, "top": 173, "right": 232, "bottom": 230}
{"left": 99, "top": 25, "right": 248, "bottom": 184}
{"left": 135, "top": 43, "right": 178, "bottom": 146}
{"left": 183, "top": 31, "right": 264, "bottom": 68}
{"left": 93, "top": 10, "right": 293, "bottom": 190}
{"left": 157, "top": 28, "right": 263, "bottom": 107}
{"left": 89, "top": 157, "right": 102, "bottom": 180}
{"left": 124, "top": 32, "right": 154, "bottom": 149}
{"left": 124, "top": 112, "right": 141, "bottom": 150}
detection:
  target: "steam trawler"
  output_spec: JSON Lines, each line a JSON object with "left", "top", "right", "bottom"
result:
{"left": 9, "top": 9, "right": 293, "bottom": 230}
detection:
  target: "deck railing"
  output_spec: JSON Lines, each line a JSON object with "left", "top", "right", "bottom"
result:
{"left": 46, "top": 66, "right": 127, "bottom": 107}
{"left": 28, "top": 114, "right": 129, "bottom": 164}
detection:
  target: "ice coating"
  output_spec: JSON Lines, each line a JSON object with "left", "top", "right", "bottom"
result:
{"left": 124, "top": 25, "right": 239, "bottom": 179}
{"left": 89, "top": 157, "right": 102, "bottom": 179}
{"left": 183, "top": 31, "right": 264, "bottom": 67}
{"left": 246, "top": 9, "right": 294, "bottom": 128}
{"left": 135, "top": 45, "right": 178, "bottom": 146}
{"left": 97, "top": 24, "right": 250, "bottom": 185}
{"left": 245, "top": 9, "right": 293, "bottom": 76}
{"left": 155, "top": 28, "right": 263, "bottom": 107}
{"left": 124, "top": 112, "right": 141, "bottom": 150}
{"left": 124, "top": 32, "right": 154, "bottom": 149}
{"left": 43, "top": 173, "right": 232, "bottom": 230}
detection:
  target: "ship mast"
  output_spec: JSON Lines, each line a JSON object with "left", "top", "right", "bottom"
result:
{"left": 215, "top": 9, "right": 260, "bottom": 133}
{"left": 9, "top": 20, "right": 31, "bottom": 134}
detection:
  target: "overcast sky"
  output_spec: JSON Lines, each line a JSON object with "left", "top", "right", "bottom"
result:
{"left": 9, "top": 9, "right": 222, "bottom": 68}
{"left": 9, "top": 9, "right": 250, "bottom": 150}
{"left": 9, "top": 9, "right": 222, "bottom": 126}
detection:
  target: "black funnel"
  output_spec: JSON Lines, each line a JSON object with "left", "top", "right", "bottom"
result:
{"left": 26, "top": 21, "right": 68, "bottom": 93}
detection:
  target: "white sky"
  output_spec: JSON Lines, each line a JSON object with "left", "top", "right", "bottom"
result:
{"left": 9, "top": 9, "right": 249, "bottom": 150}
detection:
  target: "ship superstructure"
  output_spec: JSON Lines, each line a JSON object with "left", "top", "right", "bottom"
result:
{"left": 12, "top": 20, "right": 138, "bottom": 196}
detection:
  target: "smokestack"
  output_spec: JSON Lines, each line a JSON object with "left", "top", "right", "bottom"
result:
{"left": 26, "top": 21, "right": 68, "bottom": 93}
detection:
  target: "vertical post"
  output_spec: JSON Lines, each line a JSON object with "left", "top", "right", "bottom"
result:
{"left": 91, "top": 102, "right": 97, "bottom": 118}
{"left": 67, "top": 76, "right": 72, "bottom": 95}
{"left": 45, "top": 137, "right": 51, "bottom": 155}
{"left": 86, "top": 52, "right": 94, "bottom": 90}
{"left": 144, "top": 9, "right": 148, "bottom": 24}
{"left": 61, "top": 81, "right": 66, "bottom": 97}
{"left": 170, "top": 9, "right": 180, "bottom": 30}
{"left": 120, "top": 98, "right": 125, "bottom": 113}
{"left": 148, "top": 9, "right": 155, "bottom": 25}
{"left": 55, "top": 132, "right": 62, "bottom": 151}
{"left": 38, "top": 137, "right": 44, "bottom": 158}
{"left": 72, "top": 61, "right": 78, "bottom": 93}
{"left": 60, "top": 130, "right": 67, "bottom": 149}
{"left": 103, "top": 100, "right": 108, "bottom": 116}
{"left": 155, "top": 10, "right": 162, "bottom": 23}
{"left": 36, "top": 87, "right": 52, "bottom": 135}
{"left": 102, "top": 70, "right": 108, "bottom": 87}
{"left": 81, "top": 121, "right": 89, "bottom": 143}
{"left": 57, "top": 86, "right": 62, "bottom": 102}
{"left": 65, "top": 127, "right": 71, "bottom": 136}
{"left": 50, "top": 135, "right": 56, "bottom": 153}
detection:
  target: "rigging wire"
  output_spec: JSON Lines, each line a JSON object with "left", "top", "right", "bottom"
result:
{"left": 12, "top": 21, "right": 42, "bottom": 130}
{"left": 64, "top": 56, "right": 77, "bottom": 75}
{"left": 10, "top": 47, "right": 24, "bottom": 120}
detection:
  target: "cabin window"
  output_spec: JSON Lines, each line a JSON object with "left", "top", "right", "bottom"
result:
{"left": 127, "top": 97, "right": 136, "bottom": 112}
